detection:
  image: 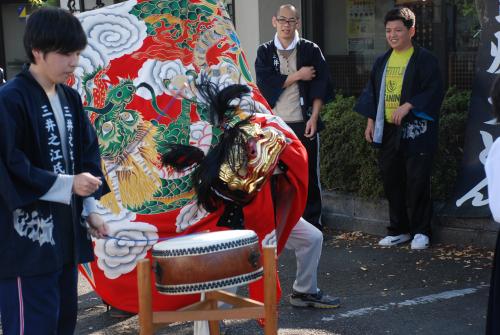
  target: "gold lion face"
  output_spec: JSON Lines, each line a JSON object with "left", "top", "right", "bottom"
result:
{"left": 218, "top": 122, "right": 286, "bottom": 200}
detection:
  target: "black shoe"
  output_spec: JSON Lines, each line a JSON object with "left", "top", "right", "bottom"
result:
{"left": 106, "top": 306, "right": 136, "bottom": 318}
{"left": 289, "top": 289, "right": 340, "bottom": 309}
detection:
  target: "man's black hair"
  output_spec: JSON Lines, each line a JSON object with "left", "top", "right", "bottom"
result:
{"left": 384, "top": 7, "right": 415, "bottom": 29}
{"left": 490, "top": 76, "right": 500, "bottom": 122}
{"left": 23, "top": 7, "right": 87, "bottom": 64}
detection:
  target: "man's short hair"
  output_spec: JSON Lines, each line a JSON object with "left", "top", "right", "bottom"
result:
{"left": 490, "top": 76, "right": 500, "bottom": 122}
{"left": 23, "top": 7, "right": 87, "bottom": 64}
{"left": 384, "top": 7, "right": 415, "bottom": 29}
{"left": 275, "top": 4, "right": 300, "bottom": 19}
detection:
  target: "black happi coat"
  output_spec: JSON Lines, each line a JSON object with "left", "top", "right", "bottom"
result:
{"left": 355, "top": 45, "right": 445, "bottom": 154}
{"left": 0, "top": 67, "right": 108, "bottom": 278}
{"left": 255, "top": 38, "right": 334, "bottom": 131}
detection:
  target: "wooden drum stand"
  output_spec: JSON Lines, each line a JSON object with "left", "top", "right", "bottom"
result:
{"left": 137, "top": 246, "right": 278, "bottom": 335}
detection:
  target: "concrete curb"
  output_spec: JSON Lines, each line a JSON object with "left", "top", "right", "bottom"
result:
{"left": 322, "top": 191, "right": 499, "bottom": 248}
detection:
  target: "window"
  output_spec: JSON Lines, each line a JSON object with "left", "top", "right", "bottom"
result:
{"left": 314, "top": 0, "right": 480, "bottom": 95}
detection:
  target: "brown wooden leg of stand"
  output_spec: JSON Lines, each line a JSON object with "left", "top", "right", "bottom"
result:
{"left": 206, "top": 292, "right": 221, "bottom": 335}
{"left": 208, "top": 319, "right": 221, "bottom": 334}
{"left": 263, "top": 247, "right": 277, "bottom": 335}
{"left": 138, "top": 259, "right": 154, "bottom": 335}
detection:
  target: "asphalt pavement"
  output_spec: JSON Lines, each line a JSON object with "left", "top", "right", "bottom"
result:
{"left": 0, "top": 228, "right": 490, "bottom": 334}
{"left": 70, "top": 228, "right": 494, "bottom": 335}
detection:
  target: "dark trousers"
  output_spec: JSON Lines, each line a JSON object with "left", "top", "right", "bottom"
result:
{"left": 287, "top": 122, "right": 323, "bottom": 229}
{"left": 0, "top": 263, "right": 78, "bottom": 335}
{"left": 378, "top": 124, "right": 433, "bottom": 236}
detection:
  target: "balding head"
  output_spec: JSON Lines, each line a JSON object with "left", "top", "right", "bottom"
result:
{"left": 275, "top": 4, "right": 299, "bottom": 19}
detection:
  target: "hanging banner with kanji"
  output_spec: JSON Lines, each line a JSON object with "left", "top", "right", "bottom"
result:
{"left": 451, "top": 0, "right": 500, "bottom": 216}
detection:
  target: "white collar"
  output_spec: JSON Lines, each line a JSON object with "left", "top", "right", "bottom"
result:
{"left": 274, "top": 31, "right": 300, "bottom": 51}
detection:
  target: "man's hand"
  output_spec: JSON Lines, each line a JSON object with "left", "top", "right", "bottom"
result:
{"left": 284, "top": 66, "right": 316, "bottom": 88}
{"left": 86, "top": 212, "right": 108, "bottom": 239}
{"left": 73, "top": 172, "right": 102, "bottom": 197}
{"left": 392, "top": 102, "right": 413, "bottom": 126}
{"left": 305, "top": 116, "right": 318, "bottom": 139}
{"left": 365, "top": 118, "right": 374, "bottom": 143}
{"left": 296, "top": 66, "right": 316, "bottom": 81}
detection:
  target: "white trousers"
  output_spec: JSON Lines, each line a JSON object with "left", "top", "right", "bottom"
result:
{"left": 193, "top": 217, "right": 323, "bottom": 334}
{"left": 284, "top": 217, "right": 323, "bottom": 294}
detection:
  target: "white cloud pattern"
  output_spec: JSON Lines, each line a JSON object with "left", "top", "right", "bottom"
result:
{"left": 93, "top": 206, "right": 158, "bottom": 279}
{"left": 75, "top": 0, "right": 146, "bottom": 85}
{"left": 175, "top": 202, "right": 209, "bottom": 232}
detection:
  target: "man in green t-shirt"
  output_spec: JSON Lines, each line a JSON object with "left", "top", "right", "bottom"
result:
{"left": 355, "top": 7, "right": 444, "bottom": 250}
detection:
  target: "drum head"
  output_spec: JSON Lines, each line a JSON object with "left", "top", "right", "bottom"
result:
{"left": 152, "top": 230, "right": 258, "bottom": 257}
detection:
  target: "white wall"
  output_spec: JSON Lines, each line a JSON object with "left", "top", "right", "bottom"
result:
{"left": 234, "top": 0, "right": 260, "bottom": 79}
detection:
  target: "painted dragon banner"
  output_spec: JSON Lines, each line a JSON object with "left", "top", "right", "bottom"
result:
{"left": 71, "top": 0, "right": 308, "bottom": 312}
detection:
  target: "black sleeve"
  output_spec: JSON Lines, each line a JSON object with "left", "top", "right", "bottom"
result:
{"left": 255, "top": 44, "right": 287, "bottom": 108}
{"left": 407, "top": 52, "right": 445, "bottom": 120}
{"left": 0, "top": 155, "right": 20, "bottom": 210}
{"left": 0, "top": 90, "right": 57, "bottom": 210}
{"left": 309, "top": 43, "right": 334, "bottom": 104}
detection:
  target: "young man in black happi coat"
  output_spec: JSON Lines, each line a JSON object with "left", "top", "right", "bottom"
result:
{"left": 355, "top": 7, "right": 444, "bottom": 250}
{"left": 255, "top": 4, "right": 339, "bottom": 310}
{"left": 255, "top": 4, "right": 333, "bottom": 233}
{"left": 0, "top": 8, "right": 109, "bottom": 335}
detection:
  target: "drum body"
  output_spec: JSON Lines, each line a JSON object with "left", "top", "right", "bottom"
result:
{"left": 152, "top": 230, "right": 263, "bottom": 295}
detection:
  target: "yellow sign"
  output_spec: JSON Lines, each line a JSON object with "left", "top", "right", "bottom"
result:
{"left": 18, "top": 5, "right": 27, "bottom": 18}
{"left": 347, "top": 0, "right": 375, "bottom": 52}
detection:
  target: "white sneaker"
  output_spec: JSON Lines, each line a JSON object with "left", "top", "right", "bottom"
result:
{"left": 378, "top": 234, "right": 411, "bottom": 246}
{"left": 411, "top": 234, "right": 430, "bottom": 250}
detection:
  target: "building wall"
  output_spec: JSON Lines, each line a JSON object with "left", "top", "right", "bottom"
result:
{"left": 233, "top": 0, "right": 260, "bottom": 79}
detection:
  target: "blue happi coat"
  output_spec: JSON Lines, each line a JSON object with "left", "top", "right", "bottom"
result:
{"left": 0, "top": 67, "right": 108, "bottom": 278}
